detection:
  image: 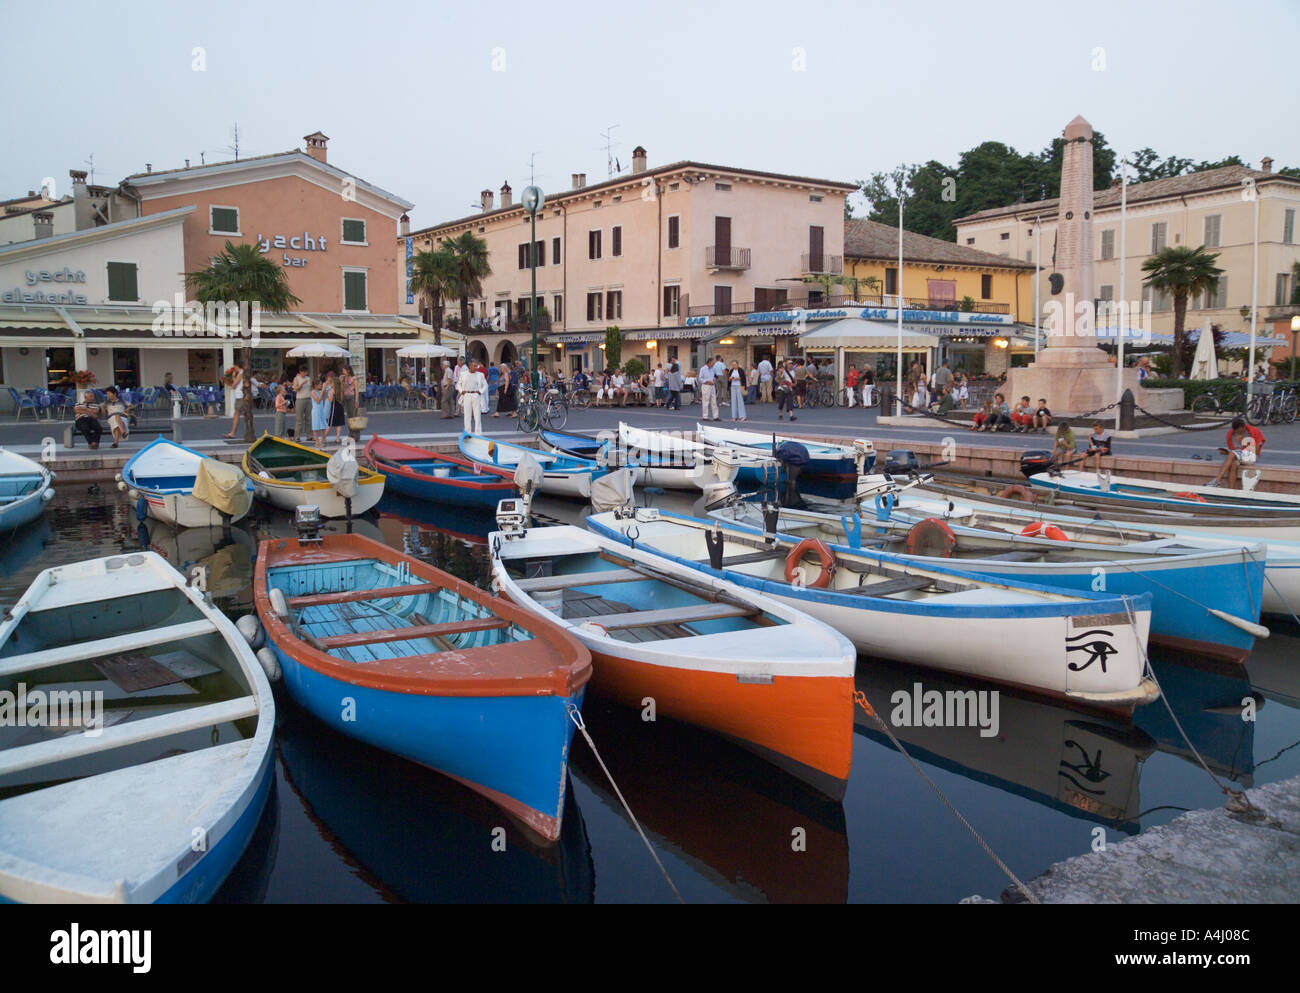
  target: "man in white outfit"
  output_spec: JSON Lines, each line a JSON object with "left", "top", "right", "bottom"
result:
{"left": 698, "top": 359, "right": 719, "bottom": 420}
{"left": 458, "top": 359, "right": 485, "bottom": 435}
{"left": 757, "top": 356, "right": 773, "bottom": 403}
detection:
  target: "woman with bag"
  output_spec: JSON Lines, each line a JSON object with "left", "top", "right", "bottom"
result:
{"left": 775, "top": 361, "right": 797, "bottom": 421}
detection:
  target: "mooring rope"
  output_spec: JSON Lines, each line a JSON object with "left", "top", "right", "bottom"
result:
{"left": 566, "top": 703, "right": 683, "bottom": 903}
{"left": 852, "top": 689, "right": 1039, "bottom": 904}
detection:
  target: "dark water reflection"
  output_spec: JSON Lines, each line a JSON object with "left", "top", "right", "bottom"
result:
{"left": 2, "top": 488, "right": 1297, "bottom": 903}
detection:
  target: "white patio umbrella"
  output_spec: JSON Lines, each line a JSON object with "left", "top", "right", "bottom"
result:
{"left": 397, "top": 343, "right": 459, "bottom": 387}
{"left": 1190, "top": 320, "right": 1218, "bottom": 381}
{"left": 286, "top": 341, "right": 350, "bottom": 358}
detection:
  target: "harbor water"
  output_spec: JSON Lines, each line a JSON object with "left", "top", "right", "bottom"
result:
{"left": 3, "top": 487, "right": 1298, "bottom": 903}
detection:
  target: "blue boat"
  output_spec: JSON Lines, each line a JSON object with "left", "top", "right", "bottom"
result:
{"left": 696, "top": 423, "right": 874, "bottom": 476}
{"left": 539, "top": 427, "right": 703, "bottom": 490}
{"left": 365, "top": 435, "right": 517, "bottom": 510}
{"left": 0, "top": 448, "right": 53, "bottom": 533}
{"left": 255, "top": 532, "right": 592, "bottom": 841}
{"left": 459, "top": 432, "right": 608, "bottom": 500}
{"left": 121, "top": 437, "right": 255, "bottom": 527}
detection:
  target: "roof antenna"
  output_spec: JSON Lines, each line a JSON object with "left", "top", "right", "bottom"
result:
{"left": 528, "top": 151, "right": 538, "bottom": 186}
{"left": 84, "top": 153, "right": 95, "bottom": 185}
{"left": 601, "top": 125, "right": 620, "bottom": 179}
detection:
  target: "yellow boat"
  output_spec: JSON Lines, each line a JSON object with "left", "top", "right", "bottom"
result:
{"left": 242, "top": 434, "right": 384, "bottom": 518}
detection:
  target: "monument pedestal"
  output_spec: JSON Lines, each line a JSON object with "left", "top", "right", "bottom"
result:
{"left": 1005, "top": 347, "right": 1140, "bottom": 417}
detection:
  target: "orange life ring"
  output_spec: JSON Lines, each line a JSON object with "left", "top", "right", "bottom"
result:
{"left": 997, "top": 484, "right": 1036, "bottom": 503}
{"left": 1174, "top": 491, "right": 1207, "bottom": 503}
{"left": 785, "top": 538, "right": 836, "bottom": 588}
{"left": 1020, "top": 522, "right": 1070, "bottom": 541}
{"left": 906, "top": 518, "right": 958, "bottom": 557}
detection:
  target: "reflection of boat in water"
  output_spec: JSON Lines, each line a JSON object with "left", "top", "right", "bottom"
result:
{"left": 853, "top": 663, "right": 1154, "bottom": 833}
{"left": 139, "top": 519, "right": 255, "bottom": 599}
{"left": 1134, "top": 654, "right": 1259, "bottom": 785}
{"left": 375, "top": 492, "right": 494, "bottom": 545}
{"left": 212, "top": 777, "right": 281, "bottom": 904}
{"left": 1245, "top": 628, "right": 1300, "bottom": 710}
{"left": 0, "top": 515, "right": 52, "bottom": 578}
{"left": 275, "top": 696, "right": 594, "bottom": 903}
{"left": 569, "top": 699, "right": 849, "bottom": 902}
{"left": 249, "top": 506, "right": 385, "bottom": 545}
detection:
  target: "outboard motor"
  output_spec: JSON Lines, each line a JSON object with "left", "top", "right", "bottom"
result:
{"left": 883, "top": 450, "right": 919, "bottom": 475}
{"left": 1019, "top": 450, "right": 1056, "bottom": 479}
{"left": 774, "top": 441, "right": 810, "bottom": 508}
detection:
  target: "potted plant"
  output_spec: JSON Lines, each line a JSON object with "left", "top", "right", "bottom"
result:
{"left": 72, "top": 370, "right": 97, "bottom": 388}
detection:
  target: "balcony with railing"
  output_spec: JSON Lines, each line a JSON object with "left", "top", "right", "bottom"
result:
{"left": 705, "top": 246, "right": 751, "bottom": 271}
{"left": 685, "top": 294, "right": 1011, "bottom": 319}
{"left": 801, "top": 253, "right": 843, "bottom": 275}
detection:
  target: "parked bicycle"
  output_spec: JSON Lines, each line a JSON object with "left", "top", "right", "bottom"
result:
{"left": 516, "top": 385, "right": 568, "bottom": 432}
{"left": 837, "top": 384, "right": 881, "bottom": 408}
{"left": 1251, "top": 385, "right": 1297, "bottom": 425}
{"left": 1190, "top": 389, "right": 1245, "bottom": 417}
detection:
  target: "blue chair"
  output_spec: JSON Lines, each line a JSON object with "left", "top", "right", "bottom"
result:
{"left": 8, "top": 387, "right": 39, "bottom": 421}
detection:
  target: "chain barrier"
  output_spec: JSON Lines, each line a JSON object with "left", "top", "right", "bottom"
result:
{"left": 891, "top": 395, "right": 1237, "bottom": 433}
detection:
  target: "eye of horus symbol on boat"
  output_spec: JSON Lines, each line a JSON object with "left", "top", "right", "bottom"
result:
{"left": 1057, "top": 738, "right": 1110, "bottom": 794}
{"left": 1065, "top": 630, "right": 1117, "bottom": 673}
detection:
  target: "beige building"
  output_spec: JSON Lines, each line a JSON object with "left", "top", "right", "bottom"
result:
{"left": 404, "top": 147, "right": 856, "bottom": 373}
{"left": 955, "top": 161, "right": 1300, "bottom": 340}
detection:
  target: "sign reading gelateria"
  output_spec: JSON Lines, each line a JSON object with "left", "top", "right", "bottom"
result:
{"left": 256, "top": 232, "right": 328, "bottom": 269}
{"left": 1, "top": 267, "right": 89, "bottom": 304}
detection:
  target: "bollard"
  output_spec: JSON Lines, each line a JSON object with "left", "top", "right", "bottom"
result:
{"left": 879, "top": 384, "right": 893, "bottom": 418}
{"left": 1119, "top": 388, "right": 1135, "bottom": 432}
{"left": 172, "top": 414, "right": 183, "bottom": 443}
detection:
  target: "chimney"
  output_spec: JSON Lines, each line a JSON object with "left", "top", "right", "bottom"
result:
{"left": 33, "top": 211, "right": 54, "bottom": 240}
{"left": 632, "top": 145, "right": 647, "bottom": 175}
{"left": 399, "top": 213, "right": 410, "bottom": 236}
{"left": 185, "top": 158, "right": 190, "bottom": 168}
{"left": 1261, "top": 157, "right": 1273, "bottom": 174}
{"left": 481, "top": 189, "right": 494, "bottom": 212}
{"left": 500, "top": 181, "right": 512, "bottom": 208}
{"left": 70, "top": 169, "right": 95, "bottom": 231}
{"left": 304, "top": 131, "right": 329, "bottom": 163}
{"left": 576, "top": 173, "right": 586, "bottom": 189}
{"left": 145, "top": 163, "right": 152, "bottom": 173}
{"left": 571, "top": 174, "right": 581, "bottom": 190}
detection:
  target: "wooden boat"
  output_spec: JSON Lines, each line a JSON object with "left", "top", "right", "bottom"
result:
{"left": 0, "top": 448, "right": 54, "bottom": 534}
{"left": 121, "top": 437, "right": 254, "bottom": 528}
{"left": 538, "top": 428, "right": 689, "bottom": 489}
{"left": 618, "top": 422, "right": 780, "bottom": 489}
{"left": 364, "top": 435, "right": 517, "bottom": 510}
{"left": 858, "top": 477, "right": 1300, "bottom": 614}
{"left": 458, "top": 432, "right": 606, "bottom": 499}
{"left": 712, "top": 500, "right": 1269, "bottom": 663}
{"left": 696, "top": 422, "right": 874, "bottom": 475}
{"left": 0, "top": 552, "right": 275, "bottom": 903}
{"left": 1027, "top": 468, "right": 1300, "bottom": 517}
{"left": 254, "top": 533, "right": 591, "bottom": 841}
{"left": 585, "top": 509, "right": 1159, "bottom": 714}
{"left": 242, "top": 434, "right": 384, "bottom": 518}
{"left": 490, "top": 522, "right": 857, "bottom": 799}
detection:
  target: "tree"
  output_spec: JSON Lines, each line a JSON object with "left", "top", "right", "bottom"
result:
{"left": 1141, "top": 246, "right": 1224, "bottom": 378}
{"left": 185, "top": 241, "right": 301, "bottom": 442}
{"left": 604, "top": 326, "right": 622, "bottom": 370}
{"left": 442, "top": 231, "right": 491, "bottom": 344}
{"left": 407, "top": 247, "right": 456, "bottom": 345}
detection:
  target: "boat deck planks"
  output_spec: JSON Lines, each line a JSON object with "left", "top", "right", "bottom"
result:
{"left": 516, "top": 569, "right": 646, "bottom": 592}
{"left": 288, "top": 583, "right": 445, "bottom": 608}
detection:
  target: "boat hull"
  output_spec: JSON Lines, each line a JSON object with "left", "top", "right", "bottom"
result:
{"left": 0, "top": 449, "right": 54, "bottom": 534}
{"left": 251, "top": 475, "right": 384, "bottom": 517}
{"left": 140, "top": 488, "right": 253, "bottom": 528}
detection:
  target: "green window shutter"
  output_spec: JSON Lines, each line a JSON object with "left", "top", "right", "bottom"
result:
{"left": 107, "top": 262, "right": 138, "bottom": 302}
{"left": 343, "top": 219, "right": 366, "bottom": 243}
{"left": 211, "top": 207, "right": 239, "bottom": 233}
{"left": 344, "top": 271, "right": 367, "bottom": 310}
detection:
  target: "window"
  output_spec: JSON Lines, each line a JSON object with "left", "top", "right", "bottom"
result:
{"left": 663, "top": 285, "right": 681, "bottom": 317}
{"left": 980, "top": 274, "right": 992, "bottom": 299}
{"left": 999, "top": 232, "right": 1010, "bottom": 241}
{"left": 585, "top": 292, "right": 602, "bottom": 322}
{"left": 715, "top": 182, "right": 731, "bottom": 191}
{"left": 1203, "top": 215, "right": 1221, "bottom": 249}
{"left": 810, "top": 194, "right": 823, "bottom": 203}
{"left": 1025, "top": 250, "right": 1033, "bottom": 262}
{"left": 1204, "top": 276, "right": 1226, "bottom": 310}
{"left": 1151, "top": 222, "right": 1167, "bottom": 254}
{"left": 341, "top": 218, "right": 367, "bottom": 245}
{"left": 667, "top": 215, "right": 680, "bottom": 249}
{"left": 209, "top": 206, "right": 240, "bottom": 235}
{"left": 884, "top": 267, "right": 898, "bottom": 295}
{"left": 713, "top": 285, "right": 732, "bottom": 315}
{"left": 1143, "top": 285, "right": 1171, "bottom": 313}
{"left": 518, "top": 243, "right": 529, "bottom": 270}
{"left": 965, "top": 237, "right": 975, "bottom": 245}
{"left": 552, "top": 295, "right": 563, "bottom": 322}
{"left": 535, "top": 240, "right": 545, "bottom": 267}
{"left": 612, "top": 226, "right": 622, "bottom": 257}
{"left": 588, "top": 230, "right": 601, "bottom": 260}
{"left": 1285, "top": 209, "right": 1295, "bottom": 245}
{"left": 606, "top": 290, "right": 622, "bottom": 320}
{"left": 552, "top": 236, "right": 561, "bottom": 265}
{"left": 1277, "top": 273, "right": 1293, "bottom": 306}
{"left": 668, "top": 182, "right": 679, "bottom": 192}
{"left": 106, "top": 261, "right": 138, "bottom": 302}
{"left": 1100, "top": 229, "right": 1115, "bottom": 260}
{"left": 343, "top": 269, "right": 368, "bottom": 311}
{"left": 1099, "top": 284, "right": 1114, "bottom": 301}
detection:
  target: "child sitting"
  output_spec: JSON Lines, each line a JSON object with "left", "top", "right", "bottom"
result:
{"left": 1085, "top": 421, "right": 1112, "bottom": 475}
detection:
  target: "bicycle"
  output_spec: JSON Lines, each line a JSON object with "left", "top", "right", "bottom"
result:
{"left": 1190, "top": 389, "right": 1244, "bottom": 417}
{"left": 569, "top": 388, "right": 593, "bottom": 410}
{"left": 516, "top": 385, "right": 568, "bottom": 433}
{"left": 837, "top": 385, "right": 880, "bottom": 408}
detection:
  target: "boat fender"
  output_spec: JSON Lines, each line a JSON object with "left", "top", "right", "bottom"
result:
{"left": 115, "top": 473, "right": 122, "bottom": 482}
{"left": 42, "top": 488, "right": 54, "bottom": 502}
{"left": 235, "top": 613, "right": 265, "bottom": 649}
{"left": 785, "top": 539, "right": 836, "bottom": 589}
{"left": 135, "top": 495, "right": 148, "bottom": 522}
{"left": 255, "top": 646, "right": 281, "bottom": 682}
{"left": 906, "top": 518, "right": 959, "bottom": 557}
{"left": 1174, "top": 491, "right": 1207, "bottom": 503}
{"left": 268, "top": 587, "right": 290, "bottom": 619}
{"left": 259, "top": 470, "right": 272, "bottom": 480}
{"left": 997, "top": 485, "right": 1036, "bottom": 503}
{"left": 1020, "top": 522, "right": 1069, "bottom": 541}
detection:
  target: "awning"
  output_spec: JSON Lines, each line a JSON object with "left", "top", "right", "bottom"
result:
{"left": 797, "top": 318, "right": 941, "bottom": 350}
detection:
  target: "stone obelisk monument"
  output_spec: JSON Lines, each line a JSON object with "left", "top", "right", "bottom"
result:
{"left": 1005, "top": 115, "right": 1139, "bottom": 414}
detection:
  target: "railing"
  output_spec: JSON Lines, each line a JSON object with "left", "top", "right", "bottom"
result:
{"left": 705, "top": 246, "right": 751, "bottom": 270}
{"left": 468, "top": 315, "right": 553, "bottom": 333}
{"left": 685, "top": 294, "right": 1012, "bottom": 319}
{"left": 802, "top": 253, "right": 843, "bottom": 275}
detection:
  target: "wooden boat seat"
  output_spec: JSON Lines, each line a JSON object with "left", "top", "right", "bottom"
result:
{"left": 256, "top": 462, "right": 328, "bottom": 475}
{"left": 0, "top": 695, "right": 258, "bottom": 777}
{"left": 316, "top": 617, "right": 509, "bottom": 649}
{"left": 697, "top": 549, "right": 787, "bottom": 567}
{"left": 981, "top": 551, "right": 1042, "bottom": 562}
{"left": 288, "top": 583, "right": 444, "bottom": 608}
{"left": 516, "top": 568, "right": 645, "bottom": 592}
{"left": 594, "top": 602, "right": 757, "bottom": 630}
{"left": 0, "top": 619, "right": 218, "bottom": 679}
{"left": 843, "top": 576, "right": 931, "bottom": 597}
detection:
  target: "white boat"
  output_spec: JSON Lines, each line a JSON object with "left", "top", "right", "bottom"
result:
{"left": 0, "top": 448, "right": 54, "bottom": 534}
{"left": 121, "top": 437, "right": 254, "bottom": 528}
{"left": 459, "top": 432, "right": 604, "bottom": 499}
{"left": 0, "top": 552, "right": 275, "bottom": 903}
{"left": 490, "top": 519, "right": 857, "bottom": 798}
{"left": 618, "top": 422, "right": 780, "bottom": 489}
{"left": 586, "top": 508, "right": 1159, "bottom": 714}
{"left": 242, "top": 435, "right": 384, "bottom": 518}
{"left": 1029, "top": 468, "right": 1300, "bottom": 516}
{"left": 696, "top": 423, "right": 873, "bottom": 475}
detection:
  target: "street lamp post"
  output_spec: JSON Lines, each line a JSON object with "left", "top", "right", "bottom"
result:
{"left": 1116, "top": 156, "right": 1128, "bottom": 432}
{"left": 522, "top": 185, "right": 545, "bottom": 390}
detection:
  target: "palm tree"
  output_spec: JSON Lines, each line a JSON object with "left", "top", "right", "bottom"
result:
{"left": 442, "top": 231, "right": 492, "bottom": 340}
{"left": 185, "top": 241, "right": 301, "bottom": 442}
{"left": 1141, "top": 245, "right": 1224, "bottom": 379}
{"left": 408, "top": 247, "right": 457, "bottom": 345}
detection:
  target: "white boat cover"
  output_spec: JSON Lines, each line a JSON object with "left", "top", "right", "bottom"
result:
{"left": 514, "top": 451, "right": 545, "bottom": 497}
{"left": 326, "top": 452, "right": 359, "bottom": 498}
{"left": 191, "top": 458, "right": 247, "bottom": 516}
{"left": 590, "top": 467, "right": 635, "bottom": 512}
